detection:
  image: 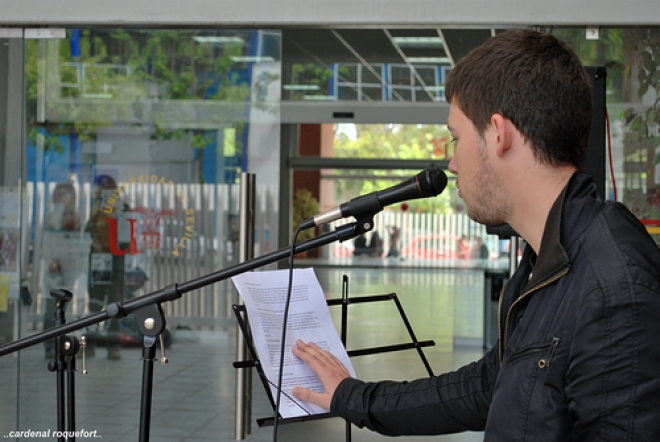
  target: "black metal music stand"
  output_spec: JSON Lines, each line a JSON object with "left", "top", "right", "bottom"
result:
{"left": 233, "top": 274, "right": 436, "bottom": 442}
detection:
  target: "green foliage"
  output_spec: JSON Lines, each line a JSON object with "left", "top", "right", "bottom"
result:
{"left": 23, "top": 29, "right": 278, "bottom": 186}
{"left": 334, "top": 124, "right": 454, "bottom": 159}
{"left": 24, "top": 39, "right": 115, "bottom": 152}
{"left": 617, "top": 29, "right": 660, "bottom": 160}
{"left": 555, "top": 28, "right": 660, "bottom": 220}
{"left": 333, "top": 124, "right": 455, "bottom": 214}
{"left": 553, "top": 28, "right": 626, "bottom": 102}
{"left": 286, "top": 63, "right": 337, "bottom": 99}
{"left": 617, "top": 30, "right": 660, "bottom": 221}
{"left": 292, "top": 189, "right": 320, "bottom": 241}
{"left": 106, "top": 30, "right": 254, "bottom": 155}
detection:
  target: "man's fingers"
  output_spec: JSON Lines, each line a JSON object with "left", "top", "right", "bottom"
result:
{"left": 292, "top": 386, "right": 331, "bottom": 411}
{"left": 290, "top": 339, "right": 351, "bottom": 410}
{"left": 293, "top": 340, "right": 347, "bottom": 372}
{"left": 309, "top": 342, "right": 350, "bottom": 374}
{"left": 292, "top": 340, "right": 329, "bottom": 368}
{"left": 291, "top": 386, "right": 311, "bottom": 401}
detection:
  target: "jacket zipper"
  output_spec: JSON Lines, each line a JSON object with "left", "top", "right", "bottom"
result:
{"left": 505, "top": 337, "right": 561, "bottom": 369}
{"left": 498, "top": 268, "right": 569, "bottom": 363}
{"left": 537, "top": 337, "right": 561, "bottom": 369}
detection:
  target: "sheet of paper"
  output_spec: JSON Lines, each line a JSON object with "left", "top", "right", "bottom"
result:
{"left": 232, "top": 267, "right": 356, "bottom": 418}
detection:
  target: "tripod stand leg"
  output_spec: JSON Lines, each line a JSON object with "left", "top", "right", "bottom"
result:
{"left": 49, "top": 292, "right": 73, "bottom": 442}
{"left": 66, "top": 356, "right": 76, "bottom": 440}
{"left": 139, "top": 335, "right": 157, "bottom": 442}
{"left": 55, "top": 348, "right": 65, "bottom": 442}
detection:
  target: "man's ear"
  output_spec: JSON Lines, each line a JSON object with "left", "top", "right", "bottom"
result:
{"left": 490, "top": 114, "right": 511, "bottom": 158}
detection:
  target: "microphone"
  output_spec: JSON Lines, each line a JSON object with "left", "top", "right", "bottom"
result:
{"left": 299, "top": 166, "right": 448, "bottom": 229}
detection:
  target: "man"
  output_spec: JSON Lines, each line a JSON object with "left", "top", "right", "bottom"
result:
{"left": 470, "top": 236, "right": 489, "bottom": 259}
{"left": 291, "top": 29, "right": 660, "bottom": 441}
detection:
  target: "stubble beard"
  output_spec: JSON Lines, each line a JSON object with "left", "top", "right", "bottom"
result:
{"left": 465, "top": 150, "right": 509, "bottom": 227}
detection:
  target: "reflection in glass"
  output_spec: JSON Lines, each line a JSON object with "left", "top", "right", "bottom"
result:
{"left": 25, "top": 28, "right": 282, "bottom": 355}
{"left": 555, "top": 27, "right": 660, "bottom": 244}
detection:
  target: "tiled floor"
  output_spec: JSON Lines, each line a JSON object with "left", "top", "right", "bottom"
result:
{"left": 1, "top": 334, "right": 485, "bottom": 442}
{"left": 1, "top": 266, "right": 491, "bottom": 441}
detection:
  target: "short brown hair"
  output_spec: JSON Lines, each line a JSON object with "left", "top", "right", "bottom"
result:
{"left": 445, "top": 29, "right": 593, "bottom": 169}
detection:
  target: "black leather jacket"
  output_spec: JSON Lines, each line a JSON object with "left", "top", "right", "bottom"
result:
{"left": 331, "top": 172, "right": 660, "bottom": 441}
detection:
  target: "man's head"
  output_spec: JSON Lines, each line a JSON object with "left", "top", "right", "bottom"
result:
{"left": 445, "top": 29, "right": 593, "bottom": 170}
{"left": 53, "top": 182, "right": 76, "bottom": 206}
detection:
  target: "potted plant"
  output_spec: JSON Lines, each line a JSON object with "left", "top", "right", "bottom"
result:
{"left": 292, "top": 188, "right": 320, "bottom": 245}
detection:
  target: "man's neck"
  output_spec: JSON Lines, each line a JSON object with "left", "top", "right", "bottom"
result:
{"left": 508, "top": 167, "right": 575, "bottom": 254}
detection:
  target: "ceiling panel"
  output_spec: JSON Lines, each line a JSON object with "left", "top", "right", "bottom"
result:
{"left": 440, "top": 28, "right": 494, "bottom": 62}
{"left": 283, "top": 28, "right": 495, "bottom": 67}
{"left": 281, "top": 27, "right": 501, "bottom": 101}
{"left": 334, "top": 29, "right": 404, "bottom": 63}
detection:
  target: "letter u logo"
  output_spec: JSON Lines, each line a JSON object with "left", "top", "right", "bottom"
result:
{"left": 106, "top": 217, "right": 141, "bottom": 256}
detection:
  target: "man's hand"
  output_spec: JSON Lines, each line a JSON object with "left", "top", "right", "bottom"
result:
{"left": 291, "top": 339, "right": 352, "bottom": 411}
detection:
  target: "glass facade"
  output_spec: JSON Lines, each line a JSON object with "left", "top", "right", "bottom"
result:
{"left": 1, "top": 23, "right": 660, "bottom": 441}
{"left": 554, "top": 28, "right": 660, "bottom": 240}
{"left": 1, "top": 29, "right": 282, "bottom": 438}
{"left": 25, "top": 27, "right": 281, "bottom": 328}
{"left": 284, "top": 27, "right": 660, "bottom": 247}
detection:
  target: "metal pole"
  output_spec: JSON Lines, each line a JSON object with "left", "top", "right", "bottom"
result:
{"left": 235, "top": 173, "right": 255, "bottom": 440}
{"left": 0, "top": 220, "right": 371, "bottom": 357}
{"left": 139, "top": 338, "right": 157, "bottom": 442}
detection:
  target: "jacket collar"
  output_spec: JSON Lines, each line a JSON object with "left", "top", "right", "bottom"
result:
{"left": 522, "top": 171, "right": 599, "bottom": 290}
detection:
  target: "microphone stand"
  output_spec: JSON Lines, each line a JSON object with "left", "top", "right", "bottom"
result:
{"left": 0, "top": 218, "right": 372, "bottom": 442}
{"left": 47, "top": 288, "right": 81, "bottom": 442}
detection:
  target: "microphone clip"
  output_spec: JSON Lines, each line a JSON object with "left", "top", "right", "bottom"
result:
{"left": 333, "top": 212, "right": 376, "bottom": 245}
{"left": 352, "top": 212, "right": 377, "bottom": 235}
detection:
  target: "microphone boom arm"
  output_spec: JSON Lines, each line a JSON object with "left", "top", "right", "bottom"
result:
{"left": 0, "top": 220, "right": 373, "bottom": 357}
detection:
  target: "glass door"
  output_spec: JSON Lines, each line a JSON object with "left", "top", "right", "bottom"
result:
{"left": 0, "top": 33, "right": 24, "bottom": 434}
{"left": 9, "top": 28, "right": 282, "bottom": 438}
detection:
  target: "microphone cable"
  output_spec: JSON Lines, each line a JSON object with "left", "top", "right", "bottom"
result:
{"left": 272, "top": 224, "right": 303, "bottom": 442}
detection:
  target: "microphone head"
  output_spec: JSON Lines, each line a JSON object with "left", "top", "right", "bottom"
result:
{"left": 418, "top": 166, "right": 448, "bottom": 197}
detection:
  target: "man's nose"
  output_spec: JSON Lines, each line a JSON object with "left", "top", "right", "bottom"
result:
{"left": 447, "top": 157, "right": 457, "bottom": 175}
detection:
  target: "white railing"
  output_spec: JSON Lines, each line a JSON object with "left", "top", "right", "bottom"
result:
{"left": 28, "top": 181, "right": 278, "bottom": 330}
{"left": 326, "top": 210, "right": 501, "bottom": 262}
{"left": 28, "top": 180, "right": 501, "bottom": 330}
